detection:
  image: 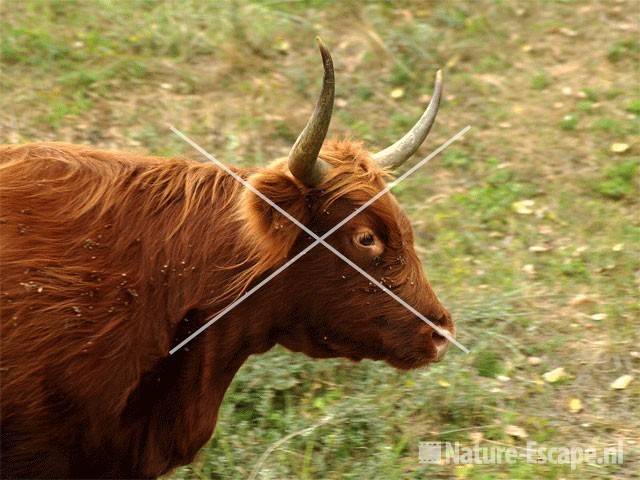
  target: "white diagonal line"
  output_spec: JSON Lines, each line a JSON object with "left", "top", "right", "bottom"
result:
{"left": 169, "top": 126, "right": 470, "bottom": 354}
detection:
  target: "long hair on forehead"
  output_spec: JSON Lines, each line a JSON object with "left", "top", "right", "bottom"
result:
{"left": 316, "top": 140, "right": 404, "bottom": 244}
{"left": 319, "top": 140, "right": 392, "bottom": 205}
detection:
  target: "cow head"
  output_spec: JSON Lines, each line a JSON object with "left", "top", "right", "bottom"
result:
{"left": 239, "top": 40, "right": 455, "bottom": 370}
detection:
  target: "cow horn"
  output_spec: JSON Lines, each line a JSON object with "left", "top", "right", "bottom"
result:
{"left": 372, "top": 70, "right": 443, "bottom": 169}
{"left": 287, "top": 38, "right": 334, "bottom": 186}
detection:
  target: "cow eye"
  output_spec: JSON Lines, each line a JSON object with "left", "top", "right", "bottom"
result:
{"left": 358, "top": 233, "right": 375, "bottom": 247}
{"left": 352, "top": 229, "right": 384, "bottom": 256}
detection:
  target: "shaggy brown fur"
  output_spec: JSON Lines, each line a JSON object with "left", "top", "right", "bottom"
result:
{"left": 0, "top": 141, "right": 454, "bottom": 478}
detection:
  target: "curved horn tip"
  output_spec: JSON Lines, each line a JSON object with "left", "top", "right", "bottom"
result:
{"left": 433, "top": 69, "right": 443, "bottom": 94}
{"left": 315, "top": 37, "right": 334, "bottom": 75}
{"left": 372, "top": 68, "right": 444, "bottom": 169}
{"left": 286, "top": 37, "right": 335, "bottom": 186}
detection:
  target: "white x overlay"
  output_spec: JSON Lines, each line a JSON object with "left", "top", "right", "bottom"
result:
{"left": 169, "top": 125, "right": 471, "bottom": 355}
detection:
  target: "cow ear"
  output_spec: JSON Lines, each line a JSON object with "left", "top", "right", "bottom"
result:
{"left": 239, "top": 163, "right": 311, "bottom": 260}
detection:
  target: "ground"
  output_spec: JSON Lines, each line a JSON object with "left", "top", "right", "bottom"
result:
{"left": 1, "top": 0, "right": 638, "bottom": 478}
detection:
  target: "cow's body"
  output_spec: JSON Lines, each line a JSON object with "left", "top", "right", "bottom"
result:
{"left": 0, "top": 143, "right": 282, "bottom": 476}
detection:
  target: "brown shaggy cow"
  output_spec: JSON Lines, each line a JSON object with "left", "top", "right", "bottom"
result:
{"left": 0, "top": 41, "right": 455, "bottom": 478}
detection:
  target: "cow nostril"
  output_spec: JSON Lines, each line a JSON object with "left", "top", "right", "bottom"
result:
{"left": 431, "top": 328, "right": 450, "bottom": 361}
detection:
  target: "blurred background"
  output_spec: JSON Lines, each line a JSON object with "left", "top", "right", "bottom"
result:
{"left": 1, "top": 0, "right": 638, "bottom": 478}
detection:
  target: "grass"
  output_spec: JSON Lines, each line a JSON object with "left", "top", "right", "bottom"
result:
{"left": 531, "top": 71, "right": 551, "bottom": 90}
{"left": 1, "top": 0, "right": 639, "bottom": 478}
{"left": 594, "top": 160, "right": 639, "bottom": 200}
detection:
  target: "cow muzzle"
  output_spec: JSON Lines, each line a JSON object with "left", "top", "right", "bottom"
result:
{"left": 425, "top": 310, "right": 455, "bottom": 362}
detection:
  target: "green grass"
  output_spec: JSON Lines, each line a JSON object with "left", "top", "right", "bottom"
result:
{"left": 472, "top": 349, "right": 504, "bottom": 377}
{"left": 607, "top": 38, "right": 640, "bottom": 63}
{"left": 627, "top": 99, "right": 640, "bottom": 115}
{"left": 594, "top": 160, "right": 639, "bottom": 200}
{"left": 559, "top": 114, "right": 579, "bottom": 131}
{"left": 531, "top": 71, "right": 551, "bottom": 90}
{"left": 1, "top": 0, "right": 639, "bottom": 479}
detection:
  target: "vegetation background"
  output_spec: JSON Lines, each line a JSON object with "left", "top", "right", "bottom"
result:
{"left": 1, "top": 0, "right": 638, "bottom": 478}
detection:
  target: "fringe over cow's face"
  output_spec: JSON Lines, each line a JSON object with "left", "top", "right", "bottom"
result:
{"left": 238, "top": 40, "right": 456, "bottom": 370}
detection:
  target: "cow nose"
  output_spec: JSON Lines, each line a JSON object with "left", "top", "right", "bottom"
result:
{"left": 432, "top": 310, "right": 455, "bottom": 361}
{"left": 432, "top": 328, "right": 450, "bottom": 360}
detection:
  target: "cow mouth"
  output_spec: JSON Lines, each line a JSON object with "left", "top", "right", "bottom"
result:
{"left": 311, "top": 325, "right": 446, "bottom": 369}
{"left": 383, "top": 330, "right": 446, "bottom": 370}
